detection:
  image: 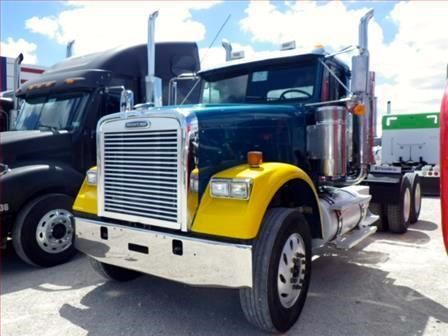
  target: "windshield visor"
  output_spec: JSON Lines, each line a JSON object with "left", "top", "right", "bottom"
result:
{"left": 14, "top": 92, "right": 89, "bottom": 131}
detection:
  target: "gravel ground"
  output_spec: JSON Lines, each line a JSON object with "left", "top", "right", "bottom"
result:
{"left": 1, "top": 197, "right": 447, "bottom": 336}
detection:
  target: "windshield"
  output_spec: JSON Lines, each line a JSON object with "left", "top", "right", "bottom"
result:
{"left": 14, "top": 92, "right": 89, "bottom": 131}
{"left": 202, "top": 64, "right": 317, "bottom": 104}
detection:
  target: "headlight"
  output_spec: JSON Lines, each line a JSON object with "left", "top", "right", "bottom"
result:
{"left": 190, "top": 172, "right": 199, "bottom": 193}
{"left": 86, "top": 167, "right": 97, "bottom": 185}
{"left": 210, "top": 178, "right": 252, "bottom": 200}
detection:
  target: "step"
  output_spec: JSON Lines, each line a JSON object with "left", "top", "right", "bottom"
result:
{"left": 333, "top": 225, "right": 378, "bottom": 250}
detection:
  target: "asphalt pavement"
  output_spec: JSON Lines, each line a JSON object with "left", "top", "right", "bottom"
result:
{"left": 1, "top": 197, "right": 448, "bottom": 336}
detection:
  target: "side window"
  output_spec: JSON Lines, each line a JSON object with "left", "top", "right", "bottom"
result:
{"left": 328, "top": 65, "right": 347, "bottom": 100}
{"left": 102, "top": 91, "right": 121, "bottom": 117}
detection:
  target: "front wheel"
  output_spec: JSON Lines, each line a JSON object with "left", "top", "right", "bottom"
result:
{"left": 12, "top": 193, "right": 77, "bottom": 267}
{"left": 239, "top": 208, "right": 312, "bottom": 333}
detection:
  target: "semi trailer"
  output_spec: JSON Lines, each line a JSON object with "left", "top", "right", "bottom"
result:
{"left": 0, "top": 12, "right": 201, "bottom": 267}
{"left": 72, "top": 10, "right": 421, "bottom": 332}
{"left": 375, "top": 112, "right": 440, "bottom": 196}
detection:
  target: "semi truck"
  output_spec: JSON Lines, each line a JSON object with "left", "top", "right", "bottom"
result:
{"left": 72, "top": 10, "right": 420, "bottom": 332}
{"left": 376, "top": 112, "right": 440, "bottom": 196}
{"left": 0, "top": 54, "right": 47, "bottom": 131}
{"left": 0, "top": 12, "right": 201, "bottom": 267}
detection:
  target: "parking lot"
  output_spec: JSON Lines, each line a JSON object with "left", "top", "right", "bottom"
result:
{"left": 1, "top": 197, "right": 448, "bottom": 336}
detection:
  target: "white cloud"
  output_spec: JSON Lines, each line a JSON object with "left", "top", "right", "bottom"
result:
{"left": 239, "top": 1, "right": 448, "bottom": 117}
{"left": 0, "top": 37, "right": 38, "bottom": 64}
{"left": 25, "top": 1, "right": 221, "bottom": 57}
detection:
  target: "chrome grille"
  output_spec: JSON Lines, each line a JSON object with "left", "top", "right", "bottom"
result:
{"left": 101, "top": 119, "right": 181, "bottom": 228}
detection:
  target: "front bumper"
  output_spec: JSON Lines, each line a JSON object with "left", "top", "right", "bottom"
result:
{"left": 75, "top": 217, "right": 253, "bottom": 288}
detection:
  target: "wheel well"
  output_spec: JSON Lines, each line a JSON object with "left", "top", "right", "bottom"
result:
{"left": 268, "top": 179, "right": 322, "bottom": 239}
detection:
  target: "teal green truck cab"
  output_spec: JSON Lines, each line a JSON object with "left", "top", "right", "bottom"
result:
{"left": 72, "top": 11, "right": 414, "bottom": 333}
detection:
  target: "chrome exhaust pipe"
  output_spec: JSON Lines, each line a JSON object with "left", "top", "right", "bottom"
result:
{"left": 344, "top": 9, "right": 374, "bottom": 185}
{"left": 66, "top": 40, "right": 75, "bottom": 58}
{"left": 145, "top": 11, "right": 162, "bottom": 107}
{"left": 222, "top": 39, "right": 232, "bottom": 61}
{"left": 10, "top": 53, "right": 24, "bottom": 129}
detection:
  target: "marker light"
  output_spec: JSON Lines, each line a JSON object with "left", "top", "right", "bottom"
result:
{"left": 210, "top": 178, "right": 252, "bottom": 200}
{"left": 353, "top": 103, "right": 366, "bottom": 116}
{"left": 86, "top": 167, "right": 97, "bottom": 185}
{"left": 247, "top": 151, "right": 263, "bottom": 168}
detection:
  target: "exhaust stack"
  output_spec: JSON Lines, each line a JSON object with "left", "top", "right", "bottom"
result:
{"left": 66, "top": 40, "right": 75, "bottom": 58}
{"left": 10, "top": 53, "right": 24, "bottom": 129}
{"left": 145, "top": 11, "right": 162, "bottom": 107}
{"left": 222, "top": 39, "right": 232, "bottom": 61}
{"left": 349, "top": 9, "right": 375, "bottom": 182}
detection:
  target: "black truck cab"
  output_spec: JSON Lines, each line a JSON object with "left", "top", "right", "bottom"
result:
{"left": 0, "top": 42, "right": 200, "bottom": 267}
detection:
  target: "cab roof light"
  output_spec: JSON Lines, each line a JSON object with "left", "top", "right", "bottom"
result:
{"left": 247, "top": 151, "right": 263, "bottom": 168}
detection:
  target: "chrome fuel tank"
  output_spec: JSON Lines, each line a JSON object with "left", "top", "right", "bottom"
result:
{"left": 307, "top": 106, "right": 348, "bottom": 177}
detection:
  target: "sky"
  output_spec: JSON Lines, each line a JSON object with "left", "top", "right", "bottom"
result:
{"left": 1, "top": 0, "right": 447, "bottom": 116}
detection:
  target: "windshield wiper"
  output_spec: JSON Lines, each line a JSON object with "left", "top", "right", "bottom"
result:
{"left": 38, "top": 124, "right": 59, "bottom": 132}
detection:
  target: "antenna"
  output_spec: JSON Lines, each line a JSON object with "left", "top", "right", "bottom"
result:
{"left": 180, "top": 14, "right": 231, "bottom": 105}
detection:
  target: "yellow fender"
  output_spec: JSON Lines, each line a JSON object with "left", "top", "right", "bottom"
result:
{"left": 73, "top": 167, "right": 97, "bottom": 215}
{"left": 191, "top": 162, "right": 319, "bottom": 239}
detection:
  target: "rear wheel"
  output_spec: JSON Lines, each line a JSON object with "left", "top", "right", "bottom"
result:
{"left": 90, "top": 258, "right": 141, "bottom": 282}
{"left": 239, "top": 208, "right": 311, "bottom": 333}
{"left": 369, "top": 202, "right": 388, "bottom": 232}
{"left": 405, "top": 173, "right": 422, "bottom": 223}
{"left": 12, "top": 194, "right": 77, "bottom": 267}
{"left": 387, "top": 178, "right": 412, "bottom": 234}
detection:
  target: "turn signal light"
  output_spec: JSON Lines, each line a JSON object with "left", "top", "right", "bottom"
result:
{"left": 247, "top": 151, "right": 263, "bottom": 168}
{"left": 353, "top": 104, "right": 366, "bottom": 116}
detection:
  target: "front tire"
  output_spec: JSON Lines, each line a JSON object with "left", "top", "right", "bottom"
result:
{"left": 12, "top": 193, "right": 77, "bottom": 267}
{"left": 239, "top": 208, "right": 311, "bottom": 333}
{"left": 90, "top": 258, "right": 141, "bottom": 282}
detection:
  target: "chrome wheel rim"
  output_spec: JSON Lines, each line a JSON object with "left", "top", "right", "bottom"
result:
{"left": 414, "top": 182, "right": 421, "bottom": 215}
{"left": 36, "top": 209, "right": 74, "bottom": 254}
{"left": 277, "top": 233, "right": 306, "bottom": 308}
{"left": 403, "top": 188, "right": 411, "bottom": 223}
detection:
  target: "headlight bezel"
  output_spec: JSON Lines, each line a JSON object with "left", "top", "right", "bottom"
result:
{"left": 210, "top": 177, "right": 252, "bottom": 200}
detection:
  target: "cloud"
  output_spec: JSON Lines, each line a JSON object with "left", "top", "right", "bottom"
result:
{"left": 25, "top": 1, "right": 221, "bottom": 57}
{"left": 239, "top": 0, "right": 448, "bottom": 116}
{"left": 0, "top": 37, "right": 38, "bottom": 64}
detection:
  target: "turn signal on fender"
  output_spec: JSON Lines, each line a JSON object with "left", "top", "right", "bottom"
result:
{"left": 247, "top": 151, "right": 263, "bottom": 168}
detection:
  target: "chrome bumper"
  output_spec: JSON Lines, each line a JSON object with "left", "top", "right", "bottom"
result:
{"left": 75, "top": 217, "right": 253, "bottom": 288}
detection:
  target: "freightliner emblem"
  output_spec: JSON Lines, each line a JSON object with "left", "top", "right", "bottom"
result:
{"left": 125, "top": 121, "right": 150, "bottom": 128}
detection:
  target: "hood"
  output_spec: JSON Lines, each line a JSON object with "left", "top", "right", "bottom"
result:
{"left": 186, "top": 103, "right": 307, "bottom": 195}
{"left": 0, "top": 130, "right": 72, "bottom": 166}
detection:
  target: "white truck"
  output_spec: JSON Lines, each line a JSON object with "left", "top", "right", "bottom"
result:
{"left": 378, "top": 112, "right": 440, "bottom": 195}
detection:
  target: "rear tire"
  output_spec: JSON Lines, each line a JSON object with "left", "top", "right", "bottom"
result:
{"left": 369, "top": 202, "right": 388, "bottom": 232}
{"left": 387, "top": 178, "right": 412, "bottom": 234}
{"left": 90, "top": 258, "right": 141, "bottom": 282}
{"left": 239, "top": 208, "right": 312, "bottom": 333}
{"left": 12, "top": 193, "right": 77, "bottom": 267}
{"left": 405, "top": 173, "right": 422, "bottom": 224}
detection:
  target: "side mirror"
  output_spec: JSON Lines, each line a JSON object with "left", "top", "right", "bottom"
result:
{"left": 120, "top": 90, "right": 134, "bottom": 112}
{"left": 168, "top": 73, "right": 200, "bottom": 105}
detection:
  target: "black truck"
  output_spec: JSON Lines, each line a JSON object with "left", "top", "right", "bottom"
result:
{"left": 0, "top": 20, "right": 200, "bottom": 267}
